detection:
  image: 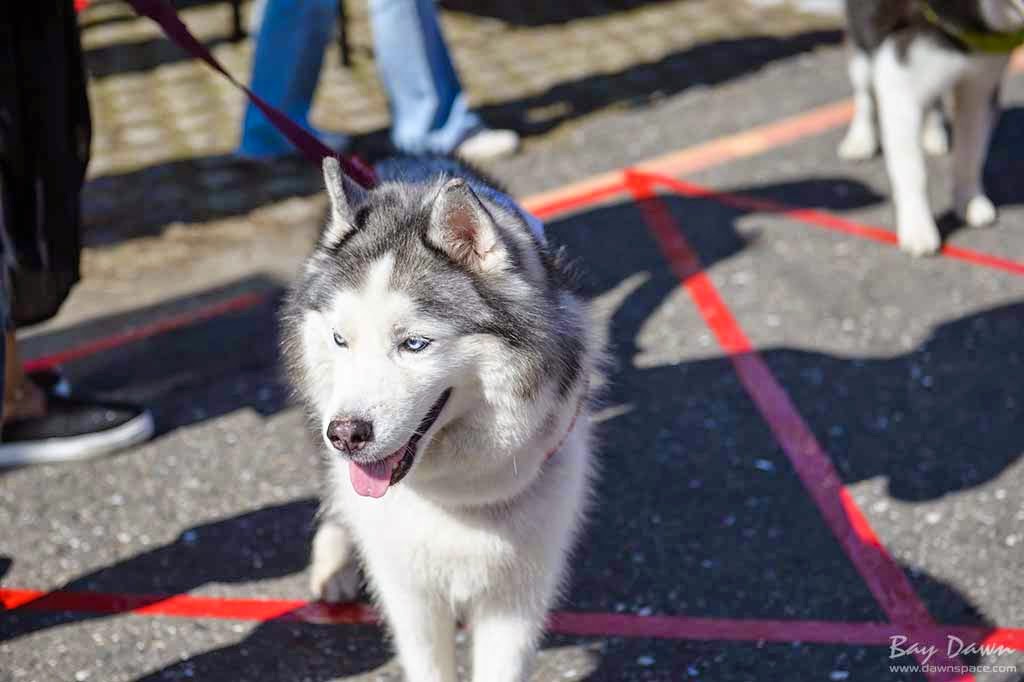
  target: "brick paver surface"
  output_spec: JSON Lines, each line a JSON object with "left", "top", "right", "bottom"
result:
{"left": 77, "top": 0, "right": 839, "bottom": 248}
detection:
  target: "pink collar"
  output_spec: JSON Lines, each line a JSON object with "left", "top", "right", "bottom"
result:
{"left": 544, "top": 386, "right": 588, "bottom": 462}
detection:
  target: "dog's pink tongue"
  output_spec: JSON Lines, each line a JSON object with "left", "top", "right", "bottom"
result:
{"left": 349, "top": 453, "right": 400, "bottom": 498}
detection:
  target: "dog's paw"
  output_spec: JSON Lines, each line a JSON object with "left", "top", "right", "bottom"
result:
{"left": 309, "top": 521, "right": 362, "bottom": 603}
{"left": 958, "top": 195, "right": 997, "bottom": 228}
{"left": 310, "top": 560, "right": 362, "bottom": 603}
{"left": 921, "top": 118, "right": 950, "bottom": 157}
{"left": 898, "top": 222, "right": 942, "bottom": 256}
{"left": 837, "top": 129, "right": 879, "bottom": 161}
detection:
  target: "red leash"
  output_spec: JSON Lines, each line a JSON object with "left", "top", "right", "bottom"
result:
{"left": 123, "top": 0, "right": 378, "bottom": 189}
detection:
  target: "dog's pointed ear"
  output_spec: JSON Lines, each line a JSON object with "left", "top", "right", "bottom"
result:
{"left": 427, "top": 178, "right": 504, "bottom": 271}
{"left": 322, "top": 157, "right": 366, "bottom": 244}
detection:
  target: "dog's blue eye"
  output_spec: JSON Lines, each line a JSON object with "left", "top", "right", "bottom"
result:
{"left": 333, "top": 331, "right": 348, "bottom": 348}
{"left": 401, "top": 337, "right": 431, "bottom": 352}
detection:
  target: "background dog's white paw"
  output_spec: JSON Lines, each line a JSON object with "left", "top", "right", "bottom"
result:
{"left": 898, "top": 222, "right": 942, "bottom": 256}
{"left": 837, "top": 129, "right": 878, "bottom": 161}
{"left": 921, "top": 116, "right": 950, "bottom": 157}
{"left": 310, "top": 560, "right": 362, "bottom": 603}
{"left": 959, "top": 195, "right": 997, "bottom": 228}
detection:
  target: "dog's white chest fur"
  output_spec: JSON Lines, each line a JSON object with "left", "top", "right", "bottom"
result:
{"left": 312, "top": 406, "right": 594, "bottom": 682}
{"left": 344, "top": 481, "right": 521, "bottom": 603}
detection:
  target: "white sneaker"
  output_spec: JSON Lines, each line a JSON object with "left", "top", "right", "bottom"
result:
{"left": 455, "top": 128, "right": 520, "bottom": 163}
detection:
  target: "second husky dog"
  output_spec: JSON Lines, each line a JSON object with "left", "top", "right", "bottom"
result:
{"left": 281, "top": 156, "right": 600, "bottom": 682}
{"left": 838, "top": 0, "right": 1024, "bottom": 255}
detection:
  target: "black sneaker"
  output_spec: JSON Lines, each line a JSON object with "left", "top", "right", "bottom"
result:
{"left": 0, "top": 395, "right": 155, "bottom": 466}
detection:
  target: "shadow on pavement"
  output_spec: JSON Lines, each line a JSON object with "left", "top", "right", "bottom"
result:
{"left": 564, "top": 181, "right": 1023, "bottom": 505}
{"left": 550, "top": 184, "right": 1022, "bottom": 631}
{"left": 17, "top": 275, "right": 290, "bottom": 447}
{"left": 81, "top": 0, "right": 241, "bottom": 79}
{"left": 478, "top": 30, "right": 843, "bottom": 137}
{"left": 0, "top": 499, "right": 319, "bottom": 643}
{"left": 132, "top": 619, "right": 395, "bottom": 681}
{"left": 440, "top": 0, "right": 680, "bottom": 26}
{"left": 81, "top": 154, "right": 323, "bottom": 247}
{"left": 85, "top": 33, "right": 238, "bottom": 80}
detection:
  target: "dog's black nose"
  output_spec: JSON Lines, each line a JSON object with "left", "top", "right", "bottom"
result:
{"left": 327, "top": 418, "right": 374, "bottom": 453}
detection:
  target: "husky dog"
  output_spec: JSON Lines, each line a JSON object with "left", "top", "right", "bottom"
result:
{"left": 838, "top": 0, "right": 1024, "bottom": 255}
{"left": 281, "top": 156, "right": 599, "bottom": 682}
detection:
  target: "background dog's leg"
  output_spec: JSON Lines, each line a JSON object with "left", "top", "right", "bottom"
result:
{"left": 922, "top": 101, "right": 950, "bottom": 156}
{"left": 838, "top": 48, "right": 879, "bottom": 161}
{"left": 470, "top": 606, "right": 541, "bottom": 682}
{"left": 952, "top": 58, "right": 1009, "bottom": 228}
{"left": 874, "top": 41, "right": 963, "bottom": 256}
{"left": 309, "top": 520, "right": 362, "bottom": 602}
{"left": 378, "top": 586, "right": 457, "bottom": 682}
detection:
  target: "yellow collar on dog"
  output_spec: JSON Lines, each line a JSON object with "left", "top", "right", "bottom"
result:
{"left": 920, "top": 1, "right": 1024, "bottom": 53}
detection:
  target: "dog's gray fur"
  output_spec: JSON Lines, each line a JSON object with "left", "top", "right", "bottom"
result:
{"left": 284, "top": 158, "right": 585, "bottom": 401}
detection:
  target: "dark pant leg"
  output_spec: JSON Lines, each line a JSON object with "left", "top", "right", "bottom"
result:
{"left": 0, "top": 0, "right": 91, "bottom": 328}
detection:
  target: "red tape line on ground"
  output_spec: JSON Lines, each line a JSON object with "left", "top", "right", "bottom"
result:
{"left": 4, "top": 587, "right": 1022, "bottom": 651}
{"left": 527, "top": 179, "right": 630, "bottom": 221}
{"left": 519, "top": 101, "right": 856, "bottom": 217}
{"left": 624, "top": 170, "right": 971, "bottom": 682}
{"left": 0, "top": 587, "right": 375, "bottom": 624}
{"left": 22, "top": 292, "right": 270, "bottom": 373}
{"left": 646, "top": 174, "right": 1024, "bottom": 277}
{"left": 524, "top": 48, "right": 1024, "bottom": 216}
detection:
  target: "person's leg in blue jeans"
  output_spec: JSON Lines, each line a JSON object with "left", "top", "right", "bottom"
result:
{"left": 240, "top": 0, "right": 518, "bottom": 160}
{"left": 238, "top": 0, "right": 342, "bottom": 158}
{"left": 370, "top": 0, "right": 478, "bottom": 154}
{"left": 370, "top": 0, "right": 518, "bottom": 158}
